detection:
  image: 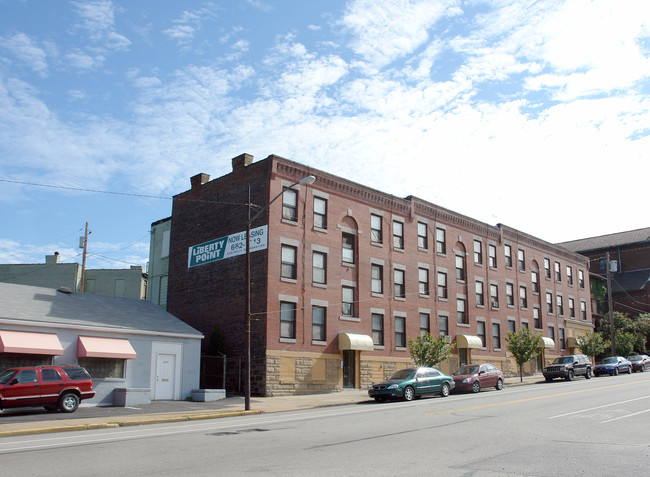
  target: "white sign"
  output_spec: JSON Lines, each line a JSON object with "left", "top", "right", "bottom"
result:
{"left": 188, "top": 225, "right": 268, "bottom": 268}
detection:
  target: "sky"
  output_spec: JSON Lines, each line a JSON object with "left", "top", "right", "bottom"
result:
{"left": 1, "top": 0, "right": 649, "bottom": 271}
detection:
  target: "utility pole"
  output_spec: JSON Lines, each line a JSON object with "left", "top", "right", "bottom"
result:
{"left": 80, "top": 222, "right": 89, "bottom": 292}
{"left": 606, "top": 251, "right": 615, "bottom": 355}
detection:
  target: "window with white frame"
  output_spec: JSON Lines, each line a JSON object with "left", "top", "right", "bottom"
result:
{"left": 393, "top": 221, "right": 404, "bottom": 250}
{"left": 370, "top": 214, "right": 383, "bottom": 244}
{"left": 313, "top": 197, "right": 327, "bottom": 230}
{"left": 371, "top": 264, "right": 383, "bottom": 294}
{"left": 395, "top": 317, "right": 406, "bottom": 348}
{"left": 488, "top": 244, "right": 497, "bottom": 268}
{"left": 418, "top": 222, "right": 428, "bottom": 249}
{"left": 474, "top": 240, "right": 483, "bottom": 265}
{"left": 437, "top": 271, "right": 448, "bottom": 299}
{"left": 372, "top": 313, "right": 384, "bottom": 345}
{"left": 504, "top": 244, "right": 512, "bottom": 268}
{"left": 312, "top": 305, "right": 326, "bottom": 341}
{"left": 280, "top": 302, "right": 296, "bottom": 339}
{"left": 394, "top": 268, "right": 405, "bottom": 299}
{"left": 312, "top": 251, "right": 326, "bottom": 285}
{"left": 342, "top": 286, "right": 355, "bottom": 317}
{"left": 281, "top": 245, "right": 297, "bottom": 279}
{"left": 436, "top": 228, "right": 446, "bottom": 254}
{"left": 419, "top": 267, "right": 429, "bottom": 296}
{"left": 282, "top": 188, "right": 298, "bottom": 222}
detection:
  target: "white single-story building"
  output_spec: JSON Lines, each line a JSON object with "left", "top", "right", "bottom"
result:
{"left": 0, "top": 283, "right": 203, "bottom": 406}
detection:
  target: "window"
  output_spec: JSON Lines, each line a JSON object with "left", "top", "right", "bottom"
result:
{"left": 394, "top": 269, "right": 405, "bottom": 299}
{"left": 477, "top": 321, "right": 486, "bottom": 347}
{"left": 546, "top": 292, "right": 553, "bottom": 314}
{"left": 534, "top": 307, "right": 541, "bottom": 329}
{"left": 566, "top": 266, "right": 573, "bottom": 285}
{"left": 506, "top": 283, "right": 514, "bottom": 306}
{"left": 282, "top": 188, "right": 298, "bottom": 221}
{"left": 557, "top": 295, "right": 564, "bottom": 316}
{"left": 519, "top": 286, "right": 527, "bottom": 309}
{"left": 531, "top": 270, "right": 539, "bottom": 293}
{"left": 457, "top": 298, "right": 467, "bottom": 324}
{"left": 418, "top": 222, "right": 428, "bottom": 249}
{"left": 312, "top": 251, "right": 326, "bottom": 285}
{"left": 371, "top": 214, "right": 383, "bottom": 244}
{"left": 581, "top": 300, "right": 587, "bottom": 320}
{"left": 436, "top": 228, "right": 446, "bottom": 254}
{"left": 437, "top": 271, "right": 448, "bottom": 299}
{"left": 475, "top": 281, "right": 484, "bottom": 306}
{"left": 439, "top": 315, "right": 449, "bottom": 336}
{"left": 504, "top": 245, "right": 512, "bottom": 268}
{"left": 492, "top": 323, "right": 501, "bottom": 350}
{"left": 474, "top": 240, "right": 483, "bottom": 265}
{"left": 342, "top": 233, "right": 355, "bottom": 264}
{"left": 559, "top": 328, "right": 565, "bottom": 350}
{"left": 77, "top": 358, "right": 125, "bottom": 379}
{"left": 314, "top": 197, "right": 327, "bottom": 229}
{"left": 281, "top": 245, "right": 297, "bottom": 279}
{"left": 578, "top": 269, "right": 585, "bottom": 289}
{"left": 548, "top": 326, "right": 555, "bottom": 346}
{"left": 518, "top": 249, "right": 525, "bottom": 271}
{"left": 395, "top": 317, "right": 406, "bottom": 348}
{"left": 419, "top": 268, "right": 429, "bottom": 296}
{"left": 554, "top": 261, "right": 561, "bottom": 282}
{"left": 569, "top": 297, "right": 575, "bottom": 318}
{"left": 371, "top": 264, "right": 383, "bottom": 294}
{"left": 490, "top": 284, "right": 499, "bottom": 308}
{"left": 312, "top": 306, "right": 326, "bottom": 341}
{"left": 393, "top": 221, "right": 404, "bottom": 250}
{"left": 455, "top": 255, "right": 466, "bottom": 281}
{"left": 372, "top": 313, "right": 384, "bottom": 345}
{"left": 488, "top": 244, "right": 497, "bottom": 268}
{"left": 544, "top": 258, "right": 551, "bottom": 279}
{"left": 508, "top": 320, "right": 516, "bottom": 333}
{"left": 342, "top": 287, "right": 355, "bottom": 316}
{"left": 41, "top": 368, "right": 62, "bottom": 382}
{"left": 280, "top": 302, "right": 296, "bottom": 339}
{"left": 522, "top": 321, "right": 529, "bottom": 329}
{"left": 420, "top": 313, "right": 430, "bottom": 336}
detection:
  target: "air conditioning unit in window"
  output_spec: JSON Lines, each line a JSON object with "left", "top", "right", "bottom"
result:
{"left": 491, "top": 300, "right": 499, "bottom": 308}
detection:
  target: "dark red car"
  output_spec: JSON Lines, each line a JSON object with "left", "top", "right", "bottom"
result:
{"left": 0, "top": 365, "right": 95, "bottom": 413}
{"left": 452, "top": 363, "right": 504, "bottom": 393}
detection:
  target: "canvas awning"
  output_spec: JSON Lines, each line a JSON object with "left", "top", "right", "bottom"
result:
{"left": 77, "top": 336, "right": 137, "bottom": 359}
{"left": 456, "top": 334, "right": 483, "bottom": 349}
{"left": 0, "top": 330, "right": 64, "bottom": 355}
{"left": 338, "top": 332, "right": 374, "bottom": 351}
{"left": 540, "top": 337, "right": 555, "bottom": 349}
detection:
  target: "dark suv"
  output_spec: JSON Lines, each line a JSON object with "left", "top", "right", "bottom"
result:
{"left": 0, "top": 365, "right": 95, "bottom": 413}
{"left": 543, "top": 354, "right": 592, "bottom": 381}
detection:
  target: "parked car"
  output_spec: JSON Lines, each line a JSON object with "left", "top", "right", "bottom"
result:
{"left": 627, "top": 354, "right": 650, "bottom": 372}
{"left": 452, "top": 363, "right": 504, "bottom": 393}
{"left": 543, "top": 354, "right": 592, "bottom": 381}
{"left": 0, "top": 365, "right": 95, "bottom": 413}
{"left": 368, "top": 367, "right": 455, "bottom": 402}
{"left": 593, "top": 356, "right": 632, "bottom": 376}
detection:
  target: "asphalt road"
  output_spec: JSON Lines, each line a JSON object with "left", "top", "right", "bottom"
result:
{"left": 1, "top": 372, "right": 648, "bottom": 476}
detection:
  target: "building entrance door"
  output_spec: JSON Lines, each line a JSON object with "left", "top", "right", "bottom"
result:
{"left": 342, "top": 350, "right": 356, "bottom": 388}
{"left": 154, "top": 353, "right": 176, "bottom": 400}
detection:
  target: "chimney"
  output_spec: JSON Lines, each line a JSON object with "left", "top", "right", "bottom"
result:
{"left": 190, "top": 173, "right": 210, "bottom": 189}
{"left": 232, "top": 153, "right": 254, "bottom": 171}
{"left": 45, "top": 252, "right": 60, "bottom": 264}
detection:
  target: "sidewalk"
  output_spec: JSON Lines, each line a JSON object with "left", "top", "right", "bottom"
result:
{"left": 0, "top": 374, "right": 543, "bottom": 437}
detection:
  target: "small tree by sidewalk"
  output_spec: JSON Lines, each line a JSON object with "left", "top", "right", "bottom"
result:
{"left": 408, "top": 333, "right": 455, "bottom": 368}
{"left": 576, "top": 332, "right": 607, "bottom": 365}
{"left": 506, "top": 328, "right": 542, "bottom": 382}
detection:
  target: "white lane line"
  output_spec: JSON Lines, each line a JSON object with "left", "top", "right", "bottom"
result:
{"left": 600, "top": 408, "right": 650, "bottom": 423}
{"left": 548, "top": 395, "right": 650, "bottom": 419}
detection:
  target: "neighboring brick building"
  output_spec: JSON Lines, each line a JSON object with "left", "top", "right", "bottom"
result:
{"left": 166, "top": 153, "right": 593, "bottom": 396}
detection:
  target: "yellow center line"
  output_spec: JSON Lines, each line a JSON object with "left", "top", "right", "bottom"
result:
{"left": 428, "top": 379, "right": 650, "bottom": 416}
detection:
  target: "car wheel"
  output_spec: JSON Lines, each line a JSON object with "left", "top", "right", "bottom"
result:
{"left": 585, "top": 368, "right": 592, "bottom": 379}
{"left": 440, "top": 382, "right": 450, "bottom": 397}
{"left": 614, "top": 368, "right": 619, "bottom": 376}
{"left": 496, "top": 379, "right": 503, "bottom": 390}
{"left": 471, "top": 381, "right": 481, "bottom": 393}
{"left": 403, "top": 386, "right": 415, "bottom": 401}
{"left": 59, "top": 393, "right": 80, "bottom": 413}
{"left": 566, "top": 370, "right": 574, "bottom": 381}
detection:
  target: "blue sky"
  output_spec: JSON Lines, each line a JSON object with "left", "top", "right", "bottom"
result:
{"left": 1, "top": 0, "right": 649, "bottom": 270}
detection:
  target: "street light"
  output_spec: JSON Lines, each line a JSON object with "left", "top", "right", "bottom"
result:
{"left": 245, "top": 175, "right": 316, "bottom": 410}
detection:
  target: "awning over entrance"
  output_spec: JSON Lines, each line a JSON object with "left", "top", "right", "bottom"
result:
{"left": 0, "top": 330, "right": 64, "bottom": 355}
{"left": 338, "top": 332, "right": 374, "bottom": 351}
{"left": 456, "top": 334, "right": 483, "bottom": 349}
{"left": 540, "top": 337, "right": 555, "bottom": 349}
{"left": 77, "top": 336, "right": 137, "bottom": 359}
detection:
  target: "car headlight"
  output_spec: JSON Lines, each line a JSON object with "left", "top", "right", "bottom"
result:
{"left": 387, "top": 384, "right": 399, "bottom": 390}
{"left": 462, "top": 378, "right": 472, "bottom": 383}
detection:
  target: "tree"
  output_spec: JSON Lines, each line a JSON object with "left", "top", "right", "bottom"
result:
{"left": 408, "top": 333, "right": 455, "bottom": 368}
{"left": 505, "top": 328, "right": 542, "bottom": 382}
{"left": 576, "top": 332, "right": 607, "bottom": 364}
{"left": 614, "top": 331, "right": 636, "bottom": 357}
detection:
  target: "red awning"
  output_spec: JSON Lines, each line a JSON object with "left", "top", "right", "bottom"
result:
{"left": 77, "top": 336, "right": 137, "bottom": 359}
{"left": 0, "top": 330, "right": 64, "bottom": 355}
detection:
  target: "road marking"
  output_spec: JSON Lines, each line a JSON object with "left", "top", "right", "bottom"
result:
{"left": 601, "top": 408, "right": 650, "bottom": 423}
{"left": 548, "top": 395, "right": 650, "bottom": 419}
{"left": 428, "top": 379, "right": 650, "bottom": 416}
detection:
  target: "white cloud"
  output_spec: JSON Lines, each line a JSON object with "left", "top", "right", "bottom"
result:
{"left": 72, "top": 0, "right": 131, "bottom": 51}
{"left": 163, "top": 5, "right": 220, "bottom": 46}
{"left": 1, "top": 33, "right": 48, "bottom": 75}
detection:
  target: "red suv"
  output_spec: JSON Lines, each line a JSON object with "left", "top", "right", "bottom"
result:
{"left": 0, "top": 365, "right": 95, "bottom": 413}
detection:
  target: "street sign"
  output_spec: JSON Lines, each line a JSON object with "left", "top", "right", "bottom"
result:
{"left": 187, "top": 225, "right": 268, "bottom": 268}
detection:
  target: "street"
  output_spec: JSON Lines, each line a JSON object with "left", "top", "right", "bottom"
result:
{"left": 1, "top": 373, "right": 649, "bottom": 476}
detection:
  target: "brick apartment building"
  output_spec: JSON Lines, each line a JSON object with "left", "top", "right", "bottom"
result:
{"left": 166, "top": 153, "right": 593, "bottom": 396}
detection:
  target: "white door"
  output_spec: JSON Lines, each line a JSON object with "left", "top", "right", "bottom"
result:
{"left": 155, "top": 353, "right": 176, "bottom": 400}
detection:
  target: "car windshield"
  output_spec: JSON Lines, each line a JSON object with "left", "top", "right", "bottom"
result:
{"left": 454, "top": 365, "right": 479, "bottom": 376}
{"left": 0, "top": 369, "right": 18, "bottom": 384}
{"left": 389, "top": 369, "right": 416, "bottom": 380}
{"left": 628, "top": 355, "right": 641, "bottom": 361}
{"left": 552, "top": 357, "right": 574, "bottom": 364}
{"left": 601, "top": 357, "right": 617, "bottom": 364}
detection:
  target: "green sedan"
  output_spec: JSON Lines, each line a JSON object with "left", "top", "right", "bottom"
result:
{"left": 368, "top": 367, "right": 455, "bottom": 402}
